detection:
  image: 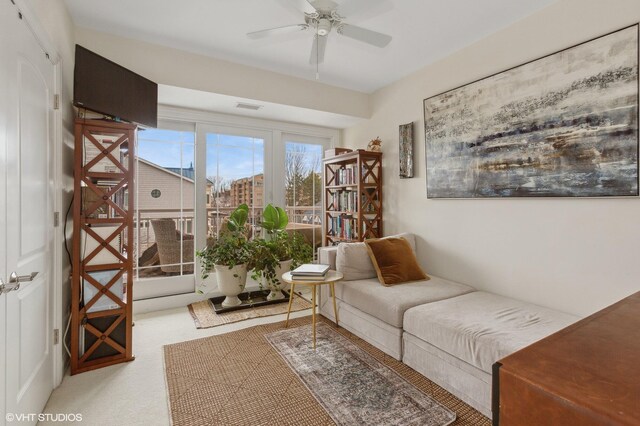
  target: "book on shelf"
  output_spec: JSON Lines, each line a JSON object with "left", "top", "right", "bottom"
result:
{"left": 328, "top": 214, "right": 358, "bottom": 240}
{"left": 291, "top": 264, "right": 330, "bottom": 276}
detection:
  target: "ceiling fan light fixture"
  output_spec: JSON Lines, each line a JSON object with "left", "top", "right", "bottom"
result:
{"left": 316, "top": 18, "right": 331, "bottom": 36}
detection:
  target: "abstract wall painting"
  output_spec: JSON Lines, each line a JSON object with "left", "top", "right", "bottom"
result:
{"left": 399, "top": 122, "right": 414, "bottom": 178}
{"left": 424, "top": 25, "right": 639, "bottom": 198}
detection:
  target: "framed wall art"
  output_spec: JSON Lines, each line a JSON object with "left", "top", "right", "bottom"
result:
{"left": 424, "top": 25, "right": 639, "bottom": 198}
{"left": 399, "top": 122, "right": 414, "bottom": 178}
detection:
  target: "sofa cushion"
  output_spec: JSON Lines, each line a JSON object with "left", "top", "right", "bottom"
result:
{"left": 365, "top": 237, "right": 429, "bottom": 285}
{"left": 334, "top": 275, "right": 474, "bottom": 327}
{"left": 336, "top": 233, "right": 416, "bottom": 281}
{"left": 403, "top": 291, "right": 579, "bottom": 373}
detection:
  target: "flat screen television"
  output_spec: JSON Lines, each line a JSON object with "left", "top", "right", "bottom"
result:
{"left": 73, "top": 45, "right": 157, "bottom": 128}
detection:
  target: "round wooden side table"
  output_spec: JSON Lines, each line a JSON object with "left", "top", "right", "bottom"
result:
{"left": 281, "top": 270, "right": 344, "bottom": 349}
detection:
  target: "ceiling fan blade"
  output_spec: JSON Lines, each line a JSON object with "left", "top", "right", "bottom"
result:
{"left": 247, "top": 24, "right": 309, "bottom": 40}
{"left": 308, "top": 0, "right": 339, "bottom": 13}
{"left": 279, "top": 0, "right": 317, "bottom": 14}
{"left": 337, "top": 23, "right": 391, "bottom": 47}
{"left": 309, "top": 35, "right": 328, "bottom": 65}
{"left": 334, "top": 0, "right": 393, "bottom": 20}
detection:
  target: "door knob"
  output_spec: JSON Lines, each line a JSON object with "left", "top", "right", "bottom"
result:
{"left": 0, "top": 271, "right": 39, "bottom": 294}
{"left": 9, "top": 271, "right": 38, "bottom": 284}
{"left": 0, "top": 277, "right": 17, "bottom": 295}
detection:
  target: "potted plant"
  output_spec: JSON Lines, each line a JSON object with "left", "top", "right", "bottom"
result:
{"left": 196, "top": 204, "right": 253, "bottom": 307}
{"left": 251, "top": 205, "right": 313, "bottom": 300}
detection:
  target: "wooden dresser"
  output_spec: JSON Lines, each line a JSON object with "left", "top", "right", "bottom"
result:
{"left": 494, "top": 291, "right": 640, "bottom": 425}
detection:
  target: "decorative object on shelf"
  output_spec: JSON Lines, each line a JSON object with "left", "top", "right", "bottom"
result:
{"left": 323, "top": 150, "right": 383, "bottom": 245}
{"left": 424, "top": 24, "right": 639, "bottom": 198}
{"left": 197, "top": 204, "right": 252, "bottom": 307}
{"left": 71, "top": 119, "right": 136, "bottom": 375}
{"left": 399, "top": 122, "right": 414, "bottom": 178}
{"left": 251, "top": 205, "right": 313, "bottom": 300}
{"left": 367, "top": 137, "right": 382, "bottom": 152}
{"left": 324, "top": 147, "right": 353, "bottom": 158}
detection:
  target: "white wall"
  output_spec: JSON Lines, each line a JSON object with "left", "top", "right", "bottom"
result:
{"left": 74, "top": 27, "right": 370, "bottom": 120}
{"left": 343, "top": 0, "right": 640, "bottom": 317}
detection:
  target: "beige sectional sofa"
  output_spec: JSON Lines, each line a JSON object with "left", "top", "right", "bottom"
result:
{"left": 318, "top": 234, "right": 578, "bottom": 418}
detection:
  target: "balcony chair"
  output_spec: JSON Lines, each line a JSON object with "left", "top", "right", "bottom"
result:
{"left": 150, "top": 219, "right": 194, "bottom": 274}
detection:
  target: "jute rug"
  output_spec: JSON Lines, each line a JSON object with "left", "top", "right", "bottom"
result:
{"left": 163, "top": 316, "right": 490, "bottom": 425}
{"left": 267, "top": 322, "right": 456, "bottom": 425}
{"left": 188, "top": 296, "right": 312, "bottom": 329}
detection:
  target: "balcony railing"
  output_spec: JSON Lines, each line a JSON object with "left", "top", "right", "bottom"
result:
{"left": 133, "top": 206, "right": 322, "bottom": 278}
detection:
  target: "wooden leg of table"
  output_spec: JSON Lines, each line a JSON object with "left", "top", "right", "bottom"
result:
{"left": 285, "top": 283, "right": 295, "bottom": 328}
{"left": 330, "top": 282, "right": 339, "bottom": 327}
{"left": 311, "top": 284, "right": 316, "bottom": 349}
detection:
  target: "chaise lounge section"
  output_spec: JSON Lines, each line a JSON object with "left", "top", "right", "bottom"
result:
{"left": 318, "top": 234, "right": 578, "bottom": 417}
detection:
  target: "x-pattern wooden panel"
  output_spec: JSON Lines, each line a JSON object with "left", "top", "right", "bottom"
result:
{"left": 80, "top": 222, "right": 128, "bottom": 266}
{"left": 361, "top": 188, "right": 381, "bottom": 212}
{"left": 81, "top": 177, "right": 129, "bottom": 218}
{"left": 325, "top": 164, "right": 339, "bottom": 186}
{"left": 80, "top": 268, "right": 126, "bottom": 313}
{"left": 361, "top": 158, "right": 381, "bottom": 184}
{"left": 83, "top": 131, "right": 128, "bottom": 174}
{"left": 79, "top": 313, "right": 127, "bottom": 363}
{"left": 72, "top": 119, "right": 136, "bottom": 375}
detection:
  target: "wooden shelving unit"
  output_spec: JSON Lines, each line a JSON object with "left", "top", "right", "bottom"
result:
{"left": 323, "top": 150, "right": 382, "bottom": 246}
{"left": 71, "top": 119, "right": 136, "bottom": 374}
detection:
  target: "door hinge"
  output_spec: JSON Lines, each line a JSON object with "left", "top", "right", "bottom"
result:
{"left": 53, "top": 211, "right": 60, "bottom": 227}
{"left": 53, "top": 329, "right": 60, "bottom": 345}
{"left": 54, "top": 94, "right": 60, "bottom": 110}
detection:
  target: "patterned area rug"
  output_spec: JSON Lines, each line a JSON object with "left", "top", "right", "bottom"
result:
{"left": 267, "top": 322, "right": 456, "bottom": 425}
{"left": 163, "top": 316, "right": 490, "bottom": 425}
{"left": 188, "top": 296, "right": 312, "bottom": 329}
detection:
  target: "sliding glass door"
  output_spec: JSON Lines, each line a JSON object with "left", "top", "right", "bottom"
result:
{"left": 282, "top": 135, "right": 326, "bottom": 255}
{"left": 132, "top": 115, "right": 334, "bottom": 299}
{"left": 134, "top": 122, "right": 196, "bottom": 299}
{"left": 195, "top": 125, "right": 271, "bottom": 292}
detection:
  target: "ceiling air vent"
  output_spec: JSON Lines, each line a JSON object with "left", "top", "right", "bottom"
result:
{"left": 236, "top": 102, "right": 263, "bottom": 111}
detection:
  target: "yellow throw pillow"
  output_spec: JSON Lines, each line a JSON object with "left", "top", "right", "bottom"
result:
{"left": 364, "top": 237, "right": 429, "bottom": 286}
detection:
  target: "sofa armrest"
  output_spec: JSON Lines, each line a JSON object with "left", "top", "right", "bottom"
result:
{"left": 318, "top": 246, "right": 338, "bottom": 270}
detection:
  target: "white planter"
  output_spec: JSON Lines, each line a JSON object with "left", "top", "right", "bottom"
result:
{"left": 215, "top": 264, "right": 247, "bottom": 307}
{"left": 262, "top": 259, "right": 293, "bottom": 301}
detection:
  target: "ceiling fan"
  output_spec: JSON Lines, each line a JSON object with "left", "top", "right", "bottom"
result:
{"left": 247, "top": 0, "right": 392, "bottom": 66}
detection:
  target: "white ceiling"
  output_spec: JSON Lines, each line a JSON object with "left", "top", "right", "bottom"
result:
{"left": 64, "top": 0, "right": 556, "bottom": 94}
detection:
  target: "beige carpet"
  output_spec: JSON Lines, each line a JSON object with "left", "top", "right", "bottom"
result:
{"left": 188, "top": 296, "right": 312, "bottom": 329}
{"left": 163, "top": 316, "right": 491, "bottom": 425}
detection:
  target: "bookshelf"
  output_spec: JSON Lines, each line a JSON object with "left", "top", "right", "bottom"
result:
{"left": 71, "top": 119, "right": 135, "bottom": 374}
{"left": 323, "top": 150, "right": 382, "bottom": 245}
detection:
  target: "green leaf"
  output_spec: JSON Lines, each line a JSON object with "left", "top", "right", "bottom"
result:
{"left": 227, "top": 204, "right": 249, "bottom": 231}
{"left": 262, "top": 204, "right": 279, "bottom": 232}
{"left": 275, "top": 207, "right": 288, "bottom": 230}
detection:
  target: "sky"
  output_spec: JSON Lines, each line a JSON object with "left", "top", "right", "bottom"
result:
{"left": 137, "top": 129, "right": 322, "bottom": 183}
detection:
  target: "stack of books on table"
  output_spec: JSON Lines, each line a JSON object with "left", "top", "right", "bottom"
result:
{"left": 290, "top": 264, "right": 330, "bottom": 281}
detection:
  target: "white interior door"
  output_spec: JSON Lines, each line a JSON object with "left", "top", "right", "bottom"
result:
{"left": 1, "top": 2, "right": 56, "bottom": 424}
